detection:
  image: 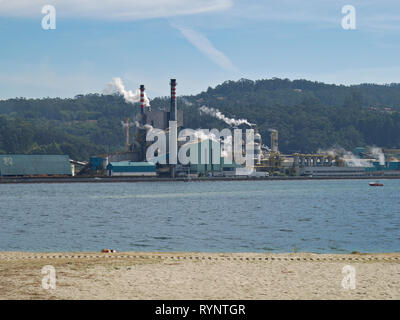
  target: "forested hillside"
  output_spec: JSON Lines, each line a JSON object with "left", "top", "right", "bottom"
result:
{"left": 1, "top": 78, "right": 400, "bottom": 160}
{"left": 152, "top": 78, "right": 400, "bottom": 154}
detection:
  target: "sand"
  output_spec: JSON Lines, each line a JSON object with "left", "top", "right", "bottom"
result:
{"left": 0, "top": 252, "right": 399, "bottom": 300}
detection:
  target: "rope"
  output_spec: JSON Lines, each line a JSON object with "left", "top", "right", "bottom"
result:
{"left": 0, "top": 254, "right": 399, "bottom": 262}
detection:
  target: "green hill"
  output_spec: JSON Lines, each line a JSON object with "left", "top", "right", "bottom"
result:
{"left": 1, "top": 78, "right": 400, "bottom": 160}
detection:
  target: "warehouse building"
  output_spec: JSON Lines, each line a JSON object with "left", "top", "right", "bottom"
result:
{"left": 298, "top": 166, "right": 366, "bottom": 177}
{"left": 0, "top": 155, "right": 73, "bottom": 176}
{"left": 106, "top": 161, "right": 157, "bottom": 177}
{"left": 177, "top": 138, "right": 244, "bottom": 177}
{"left": 365, "top": 161, "right": 400, "bottom": 176}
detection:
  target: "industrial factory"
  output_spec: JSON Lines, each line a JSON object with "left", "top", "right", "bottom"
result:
{"left": 86, "top": 79, "right": 277, "bottom": 178}
{"left": 1, "top": 78, "right": 400, "bottom": 179}
{"left": 85, "top": 78, "right": 400, "bottom": 179}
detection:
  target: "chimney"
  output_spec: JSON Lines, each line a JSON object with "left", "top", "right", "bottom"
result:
{"left": 140, "top": 85, "right": 145, "bottom": 114}
{"left": 170, "top": 79, "right": 177, "bottom": 121}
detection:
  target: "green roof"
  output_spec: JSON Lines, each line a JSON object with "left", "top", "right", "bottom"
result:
{"left": 107, "top": 161, "right": 156, "bottom": 173}
{"left": 0, "top": 154, "right": 72, "bottom": 176}
{"left": 108, "top": 161, "right": 155, "bottom": 167}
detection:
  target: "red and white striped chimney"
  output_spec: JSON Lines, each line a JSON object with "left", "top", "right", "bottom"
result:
{"left": 140, "top": 85, "right": 145, "bottom": 114}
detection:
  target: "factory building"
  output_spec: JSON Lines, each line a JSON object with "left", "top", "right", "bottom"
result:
{"left": 106, "top": 161, "right": 156, "bottom": 177}
{"left": 298, "top": 166, "right": 366, "bottom": 177}
{"left": 184, "top": 138, "right": 241, "bottom": 176}
{"left": 96, "top": 78, "right": 400, "bottom": 179}
{"left": 124, "top": 79, "right": 181, "bottom": 177}
{"left": 90, "top": 156, "right": 109, "bottom": 171}
{"left": 174, "top": 138, "right": 259, "bottom": 177}
{"left": 0, "top": 155, "right": 73, "bottom": 177}
{"left": 89, "top": 78, "right": 272, "bottom": 178}
{"left": 89, "top": 81, "right": 400, "bottom": 178}
{"left": 87, "top": 80, "right": 183, "bottom": 175}
{"left": 293, "top": 154, "right": 336, "bottom": 167}
{"left": 365, "top": 161, "right": 400, "bottom": 176}
{"left": 145, "top": 109, "right": 183, "bottom": 130}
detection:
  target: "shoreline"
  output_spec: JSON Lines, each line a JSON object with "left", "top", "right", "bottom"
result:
{"left": 1, "top": 252, "right": 399, "bottom": 299}
{"left": 1, "top": 251, "right": 400, "bottom": 256}
{"left": 1, "top": 251, "right": 400, "bottom": 259}
{"left": 1, "top": 175, "right": 399, "bottom": 184}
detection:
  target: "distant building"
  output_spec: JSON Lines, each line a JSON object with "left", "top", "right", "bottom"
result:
{"left": 176, "top": 138, "right": 244, "bottom": 176}
{"left": 0, "top": 155, "right": 72, "bottom": 176}
{"left": 298, "top": 166, "right": 366, "bottom": 177}
{"left": 106, "top": 161, "right": 157, "bottom": 177}
{"left": 367, "top": 161, "right": 400, "bottom": 172}
{"left": 145, "top": 110, "right": 183, "bottom": 130}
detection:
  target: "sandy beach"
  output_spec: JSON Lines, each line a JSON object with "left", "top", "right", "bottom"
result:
{"left": 0, "top": 252, "right": 399, "bottom": 300}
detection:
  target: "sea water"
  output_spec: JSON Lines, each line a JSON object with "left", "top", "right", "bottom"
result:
{"left": 0, "top": 180, "right": 399, "bottom": 253}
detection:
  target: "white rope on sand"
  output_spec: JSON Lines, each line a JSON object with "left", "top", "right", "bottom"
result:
{"left": 0, "top": 254, "right": 399, "bottom": 262}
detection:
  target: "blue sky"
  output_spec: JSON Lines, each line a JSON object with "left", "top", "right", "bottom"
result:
{"left": 1, "top": 0, "right": 400, "bottom": 99}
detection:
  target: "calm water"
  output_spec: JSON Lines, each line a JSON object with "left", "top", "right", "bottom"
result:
{"left": 0, "top": 180, "right": 399, "bottom": 253}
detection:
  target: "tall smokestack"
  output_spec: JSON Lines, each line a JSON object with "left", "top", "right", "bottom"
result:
{"left": 169, "top": 79, "right": 178, "bottom": 177}
{"left": 170, "top": 79, "right": 177, "bottom": 121}
{"left": 140, "top": 85, "right": 145, "bottom": 114}
{"left": 269, "top": 129, "right": 279, "bottom": 153}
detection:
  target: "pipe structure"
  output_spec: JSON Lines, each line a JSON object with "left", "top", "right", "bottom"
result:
{"left": 125, "top": 118, "right": 130, "bottom": 150}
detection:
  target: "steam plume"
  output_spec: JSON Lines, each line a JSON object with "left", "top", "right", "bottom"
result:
{"left": 104, "top": 77, "right": 150, "bottom": 107}
{"left": 369, "top": 147, "right": 385, "bottom": 165}
{"left": 318, "top": 147, "right": 374, "bottom": 167}
{"left": 199, "top": 105, "right": 254, "bottom": 127}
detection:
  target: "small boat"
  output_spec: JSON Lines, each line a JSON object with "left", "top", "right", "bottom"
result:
{"left": 369, "top": 182, "right": 384, "bottom": 187}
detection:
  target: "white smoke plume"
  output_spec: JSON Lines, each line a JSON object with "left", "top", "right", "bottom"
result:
{"left": 192, "top": 129, "right": 219, "bottom": 142}
{"left": 177, "top": 129, "right": 232, "bottom": 157}
{"left": 317, "top": 147, "right": 344, "bottom": 158}
{"left": 134, "top": 120, "right": 153, "bottom": 132}
{"left": 369, "top": 147, "right": 385, "bottom": 165}
{"left": 317, "top": 147, "right": 375, "bottom": 167}
{"left": 199, "top": 105, "right": 254, "bottom": 127}
{"left": 104, "top": 77, "right": 150, "bottom": 107}
{"left": 220, "top": 135, "right": 233, "bottom": 158}
{"left": 177, "top": 129, "right": 219, "bottom": 143}
{"left": 343, "top": 156, "right": 374, "bottom": 168}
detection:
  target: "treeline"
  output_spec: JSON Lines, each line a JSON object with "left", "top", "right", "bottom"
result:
{"left": 0, "top": 94, "right": 133, "bottom": 160}
{"left": 0, "top": 116, "right": 107, "bottom": 160}
{"left": 1, "top": 78, "right": 400, "bottom": 160}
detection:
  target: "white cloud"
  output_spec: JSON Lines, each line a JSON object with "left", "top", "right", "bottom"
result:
{"left": 0, "top": 0, "right": 232, "bottom": 20}
{"left": 171, "top": 23, "right": 238, "bottom": 72}
{"left": 227, "top": 0, "right": 400, "bottom": 31}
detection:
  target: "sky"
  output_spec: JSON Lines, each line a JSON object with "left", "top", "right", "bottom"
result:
{"left": 1, "top": 0, "right": 400, "bottom": 99}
